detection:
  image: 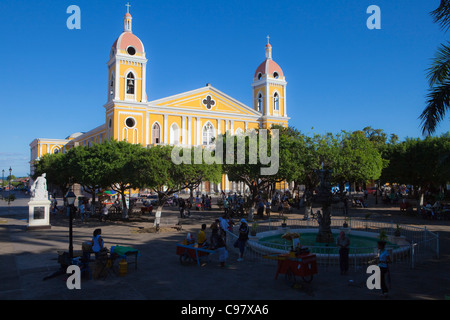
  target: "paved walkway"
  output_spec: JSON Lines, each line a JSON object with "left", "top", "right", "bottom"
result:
{"left": 0, "top": 192, "right": 449, "bottom": 301}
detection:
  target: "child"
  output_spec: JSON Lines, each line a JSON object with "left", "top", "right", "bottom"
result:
{"left": 184, "top": 233, "right": 195, "bottom": 245}
{"left": 198, "top": 224, "right": 207, "bottom": 247}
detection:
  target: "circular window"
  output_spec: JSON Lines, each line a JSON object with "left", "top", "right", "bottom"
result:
{"left": 125, "top": 117, "right": 136, "bottom": 128}
{"left": 127, "top": 46, "right": 136, "bottom": 55}
{"left": 273, "top": 72, "right": 279, "bottom": 79}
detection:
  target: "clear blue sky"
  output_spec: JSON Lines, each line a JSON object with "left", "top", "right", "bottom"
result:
{"left": 1, "top": 0, "right": 449, "bottom": 177}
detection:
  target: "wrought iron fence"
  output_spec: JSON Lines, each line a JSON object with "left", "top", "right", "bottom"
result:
{"left": 225, "top": 217, "right": 439, "bottom": 270}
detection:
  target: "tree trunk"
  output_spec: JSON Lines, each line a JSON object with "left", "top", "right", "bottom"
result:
{"left": 91, "top": 190, "right": 96, "bottom": 216}
{"left": 189, "top": 188, "right": 194, "bottom": 205}
{"left": 121, "top": 189, "right": 128, "bottom": 219}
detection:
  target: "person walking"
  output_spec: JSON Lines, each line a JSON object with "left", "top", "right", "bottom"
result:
{"left": 79, "top": 202, "right": 87, "bottom": 223}
{"left": 223, "top": 198, "right": 229, "bottom": 216}
{"left": 234, "top": 219, "right": 249, "bottom": 262}
{"left": 336, "top": 231, "right": 350, "bottom": 275}
{"left": 179, "top": 198, "right": 186, "bottom": 218}
{"left": 99, "top": 204, "right": 108, "bottom": 222}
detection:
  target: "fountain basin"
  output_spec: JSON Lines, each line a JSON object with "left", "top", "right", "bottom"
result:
{"left": 248, "top": 228, "right": 410, "bottom": 261}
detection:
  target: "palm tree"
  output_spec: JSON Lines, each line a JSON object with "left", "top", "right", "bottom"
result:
{"left": 420, "top": 1, "right": 450, "bottom": 135}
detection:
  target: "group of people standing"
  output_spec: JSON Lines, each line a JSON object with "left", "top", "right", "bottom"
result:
{"left": 190, "top": 217, "right": 250, "bottom": 267}
{"left": 179, "top": 194, "right": 213, "bottom": 218}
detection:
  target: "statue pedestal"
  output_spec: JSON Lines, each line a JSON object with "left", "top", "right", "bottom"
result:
{"left": 315, "top": 232, "right": 334, "bottom": 244}
{"left": 27, "top": 199, "right": 51, "bottom": 230}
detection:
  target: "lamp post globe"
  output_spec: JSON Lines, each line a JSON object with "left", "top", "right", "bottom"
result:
{"left": 65, "top": 191, "right": 76, "bottom": 205}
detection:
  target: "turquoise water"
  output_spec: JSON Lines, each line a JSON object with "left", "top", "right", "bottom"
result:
{"left": 258, "top": 233, "right": 398, "bottom": 254}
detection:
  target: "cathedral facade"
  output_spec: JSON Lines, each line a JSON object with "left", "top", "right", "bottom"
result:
{"left": 29, "top": 8, "right": 289, "bottom": 194}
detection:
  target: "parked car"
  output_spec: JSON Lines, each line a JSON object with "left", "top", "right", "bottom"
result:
{"left": 367, "top": 187, "right": 377, "bottom": 195}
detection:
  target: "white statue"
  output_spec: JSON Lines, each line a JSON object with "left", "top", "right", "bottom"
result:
{"left": 30, "top": 173, "right": 48, "bottom": 201}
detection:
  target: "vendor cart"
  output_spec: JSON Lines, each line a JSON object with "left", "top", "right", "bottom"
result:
{"left": 176, "top": 243, "right": 215, "bottom": 266}
{"left": 264, "top": 253, "right": 318, "bottom": 284}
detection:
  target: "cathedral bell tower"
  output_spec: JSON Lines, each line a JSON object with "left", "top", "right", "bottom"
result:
{"left": 104, "top": 4, "right": 148, "bottom": 144}
{"left": 251, "top": 37, "right": 287, "bottom": 128}
{"left": 106, "top": 4, "right": 147, "bottom": 104}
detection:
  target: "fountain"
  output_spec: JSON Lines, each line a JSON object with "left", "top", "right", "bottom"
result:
{"left": 241, "top": 164, "right": 411, "bottom": 264}
{"left": 311, "top": 165, "right": 338, "bottom": 243}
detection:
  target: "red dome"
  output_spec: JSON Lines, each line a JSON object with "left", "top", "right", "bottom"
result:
{"left": 112, "top": 32, "right": 144, "bottom": 53}
{"left": 254, "top": 59, "right": 284, "bottom": 79}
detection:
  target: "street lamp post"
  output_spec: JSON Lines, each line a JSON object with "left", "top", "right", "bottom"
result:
{"left": 65, "top": 190, "right": 77, "bottom": 261}
{"left": 8, "top": 167, "right": 12, "bottom": 205}
{"left": 1, "top": 169, "right": 4, "bottom": 199}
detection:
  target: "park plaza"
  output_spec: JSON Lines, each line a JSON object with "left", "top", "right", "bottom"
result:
{"left": 29, "top": 7, "right": 290, "bottom": 196}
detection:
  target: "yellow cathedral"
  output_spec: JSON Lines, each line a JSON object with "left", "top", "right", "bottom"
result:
{"left": 29, "top": 8, "right": 289, "bottom": 194}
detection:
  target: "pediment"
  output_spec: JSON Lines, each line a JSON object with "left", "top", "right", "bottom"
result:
{"left": 148, "top": 86, "right": 260, "bottom": 117}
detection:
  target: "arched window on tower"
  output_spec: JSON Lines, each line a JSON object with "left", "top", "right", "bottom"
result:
{"left": 273, "top": 92, "right": 280, "bottom": 112}
{"left": 152, "top": 123, "right": 160, "bottom": 144}
{"left": 202, "top": 122, "right": 214, "bottom": 147}
{"left": 126, "top": 72, "right": 135, "bottom": 95}
{"left": 257, "top": 93, "right": 263, "bottom": 113}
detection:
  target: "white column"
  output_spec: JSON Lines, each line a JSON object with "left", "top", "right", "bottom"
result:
{"left": 217, "top": 119, "right": 221, "bottom": 136}
{"left": 196, "top": 117, "right": 201, "bottom": 146}
{"left": 283, "top": 85, "right": 287, "bottom": 117}
{"left": 115, "top": 60, "right": 120, "bottom": 100}
{"left": 188, "top": 116, "right": 192, "bottom": 146}
{"left": 245, "top": 121, "right": 248, "bottom": 132}
{"left": 265, "top": 83, "right": 270, "bottom": 116}
{"left": 182, "top": 116, "right": 187, "bottom": 145}
{"left": 164, "top": 114, "right": 168, "bottom": 144}
{"left": 146, "top": 113, "right": 150, "bottom": 145}
{"left": 225, "top": 174, "right": 230, "bottom": 192}
{"left": 142, "top": 63, "right": 147, "bottom": 103}
{"left": 230, "top": 120, "right": 234, "bottom": 134}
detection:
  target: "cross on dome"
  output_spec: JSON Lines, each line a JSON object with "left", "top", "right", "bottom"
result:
{"left": 123, "top": 2, "right": 133, "bottom": 32}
